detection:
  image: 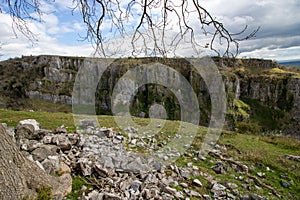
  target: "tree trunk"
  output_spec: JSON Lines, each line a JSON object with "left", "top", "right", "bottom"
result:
{"left": 0, "top": 124, "right": 71, "bottom": 200}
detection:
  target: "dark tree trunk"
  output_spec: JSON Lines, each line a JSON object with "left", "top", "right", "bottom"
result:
{"left": 0, "top": 124, "right": 71, "bottom": 200}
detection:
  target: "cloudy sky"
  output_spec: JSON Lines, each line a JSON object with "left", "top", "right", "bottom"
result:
{"left": 0, "top": 0, "right": 299, "bottom": 61}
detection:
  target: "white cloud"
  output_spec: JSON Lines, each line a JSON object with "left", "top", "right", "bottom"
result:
{"left": 0, "top": 0, "right": 300, "bottom": 60}
{"left": 0, "top": 12, "right": 93, "bottom": 60}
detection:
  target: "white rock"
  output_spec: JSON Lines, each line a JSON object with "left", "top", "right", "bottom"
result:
{"left": 18, "top": 119, "right": 40, "bottom": 131}
{"left": 193, "top": 179, "right": 203, "bottom": 187}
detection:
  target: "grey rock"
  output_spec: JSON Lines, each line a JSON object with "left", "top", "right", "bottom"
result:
{"left": 79, "top": 119, "right": 98, "bottom": 129}
{"left": 31, "top": 145, "right": 59, "bottom": 161}
{"left": 175, "top": 191, "right": 184, "bottom": 199}
{"left": 180, "top": 182, "right": 188, "bottom": 188}
{"left": 161, "top": 193, "right": 174, "bottom": 200}
{"left": 100, "top": 128, "right": 114, "bottom": 138}
{"left": 17, "top": 119, "right": 40, "bottom": 131}
{"left": 16, "top": 124, "right": 35, "bottom": 140}
{"left": 42, "top": 135, "right": 54, "bottom": 144}
{"left": 193, "top": 179, "right": 202, "bottom": 187}
{"left": 103, "top": 192, "right": 122, "bottom": 200}
{"left": 179, "top": 168, "right": 192, "bottom": 179}
{"left": 94, "top": 164, "right": 114, "bottom": 178}
{"left": 190, "top": 190, "right": 201, "bottom": 197}
{"left": 228, "top": 182, "right": 238, "bottom": 189}
{"left": 129, "top": 180, "right": 142, "bottom": 193}
{"left": 164, "top": 186, "right": 177, "bottom": 195}
{"left": 280, "top": 180, "right": 290, "bottom": 188}
{"left": 202, "top": 194, "right": 212, "bottom": 200}
{"left": 35, "top": 160, "right": 45, "bottom": 171}
{"left": 42, "top": 156, "right": 60, "bottom": 174}
{"left": 85, "top": 190, "right": 102, "bottom": 200}
{"left": 285, "top": 155, "right": 300, "bottom": 162}
{"left": 55, "top": 125, "right": 68, "bottom": 134}
{"left": 211, "top": 183, "right": 226, "bottom": 197}
{"left": 52, "top": 135, "right": 72, "bottom": 151}
{"left": 67, "top": 133, "right": 79, "bottom": 145}
{"left": 248, "top": 193, "right": 268, "bottom": 200}
{"left": 212, "top": 162, "right": 226, "bottom": 174}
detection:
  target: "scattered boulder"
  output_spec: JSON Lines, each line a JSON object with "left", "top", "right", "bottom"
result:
{"left": 8, "top": 119, "right": 292, "bottom": 199}
{"left": 17, "top": 119, "right": 40, "bottom": 131}
{"left": 52, "top": 135, "right": 72, "bottom": 151}
{"left": 212, "top": 162, "right": 226, "bottom": 174}
{"left": 31, "top": 145, "right": 59, "bottom": 162}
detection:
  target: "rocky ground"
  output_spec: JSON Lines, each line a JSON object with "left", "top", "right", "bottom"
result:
{"left": 2, "top": 119, "right": 299, "bottom": 200}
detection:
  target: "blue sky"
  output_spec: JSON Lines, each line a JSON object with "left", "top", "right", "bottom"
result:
{"left": 0, "top": 0, "right": 300, "bottom": 61}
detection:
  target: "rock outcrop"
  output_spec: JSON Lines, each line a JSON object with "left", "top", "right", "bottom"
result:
{"left": 3, "top": 119, "right": 297, "bottom": 199}
{"left": 0, "top": 55, "right": 299, "bottom": 135}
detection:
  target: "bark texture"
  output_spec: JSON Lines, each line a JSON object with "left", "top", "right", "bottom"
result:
{"left": 0, "top": 124, "right": 71, "bottom": 200}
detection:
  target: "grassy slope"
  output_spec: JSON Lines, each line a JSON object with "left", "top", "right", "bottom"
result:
{"left": 0, "top": 108, "right": 299, "bottom": 198}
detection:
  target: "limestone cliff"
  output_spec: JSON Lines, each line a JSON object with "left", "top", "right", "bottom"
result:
{"left": 0, "top": 55, "right": 299, "bottom": 136}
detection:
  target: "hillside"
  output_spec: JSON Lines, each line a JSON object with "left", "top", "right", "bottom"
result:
{"left": 0, "top": 55, "right": 299, "bottom": 137}
{"left": 0, "top": 109, "right": 299, "bottom": 199}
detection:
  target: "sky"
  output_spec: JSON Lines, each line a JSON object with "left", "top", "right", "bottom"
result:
{"left": 0, "top": 0, "right": 299, "bottom": 61}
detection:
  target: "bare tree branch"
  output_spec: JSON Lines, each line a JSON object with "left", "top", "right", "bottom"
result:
{"left": 1, "top": 0, "right": 260, "bottom": 57}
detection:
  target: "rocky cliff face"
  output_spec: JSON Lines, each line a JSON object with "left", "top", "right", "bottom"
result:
{"left": 0, "top": 55, "right": 299, "bottom": 135}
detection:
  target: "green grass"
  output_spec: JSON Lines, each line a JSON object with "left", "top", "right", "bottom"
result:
{"left": 242, "top": 98, "right": 285, "bottom": 130}
{"left": 218, "top": 132, "right": 300, "bottom": 198}
{"left": 65, "top": 176, "right": 92, "bottom": 200}
{"left": 1, "top": 108, "right": 299, "bottom": 198}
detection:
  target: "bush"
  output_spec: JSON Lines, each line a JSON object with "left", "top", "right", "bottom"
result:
{"left": 236, "top": 122, "right": 262, "bottom": 134}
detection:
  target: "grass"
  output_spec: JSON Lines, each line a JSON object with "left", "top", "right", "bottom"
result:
{"left": 242, "top": 98, "right": 285, "bottom": 131}
{"left": 1, "top": 108, "right": 299, "bottom": 198}
{"left": 65, "top": 176, "right": 92, "bottom": 200}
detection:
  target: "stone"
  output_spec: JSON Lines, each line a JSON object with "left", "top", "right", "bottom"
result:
{"left": 130, "top": 139, "right": 137, "bottom": 145}
{"left": 285, "top": 155, "right": 300, "bottom": 162}
{"left": 164, "top": 186, "right": 177, "bottom": 195}
{"left": 85, "top": 190, "right": 102, "bottom": 200}
{"left": 94, "top": 164, "right": 110, "bottom": 178}
{"left": 179, "top": 168, "right": 192, "bottom": 179}
{"left": 129, "top": 180, "right": 142, "bottom": 193}
{"left": 31, "top": 145, "right": 59, "bottom": 162}
{"left": 55, "top": 125, "right": 68, "bottom": 134}
{"left": 42, "top": 135, "right": 54, "bottom": 144}
{"left": 16, "top": 124, "right": 35, "bottom": 140}
{"left": 257, "top": 172, "right": 265, "bottom": 178}
{"left": 100, "top": 128, "right": 114, "bottom": 138}
{"left": 256, "top": 162, "right": 265, "bottom": 169}
{"left": 280, "top": 180, "right": 290, "bottom": 188}
{"left": 180, "top": 182, "right": 188, "bottom": 188}
{"left": 202, "top": 194, "right": 212, "bottom": 200}
{"left": 58, "top": 161, "right": 71, "bottom": 175}
{"left": 79, "top": 119, "right": 98, "bottom": 129}
{"left": 175, "top": 191, "right": 184, "bottom": 199}
{"left": 78, "top": 158, "right": 93, "bottom": 176}
{"left": 103, "top": 192, "right": 122, "bottom": 200}
{"left": 67, "top": 134, "right": 79, "bottom": 145}
{"left": 212, "top": 162, "right": 226, "bottom": 174}
{"left": 52, "top": 135, "right": 72, "bottom": 151}
{"left": 211, "top": 183, "right": 226, "bottom": 197}
{"left": 248, "top": 193, "right": 266, "bottom": 200}
{"left": 228, "top": 182, "right": 238, "bottom": 189}
{"left": 35, "top": 160, "right": 45, "bottom": 171}
{"left": 190, "top": 190, "right": 201, "bottom": 197}
{"left": 17, "top": 119, "right": 40, "bottom": 131}
{"left": 193, "top": 179, "right": 203, "bottom": 187}
{"left": 187, "top": 162, "right": 193, "bottom": 167}
{"left": 41, "top": 156, "right": 60, "bottom": 174}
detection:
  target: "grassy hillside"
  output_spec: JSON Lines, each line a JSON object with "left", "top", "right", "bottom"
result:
{"left": 0, "top": 108, "right": 299, "bottom": 198}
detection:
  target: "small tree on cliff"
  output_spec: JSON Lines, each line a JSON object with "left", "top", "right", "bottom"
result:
{"left": 0, "top": 0, "right": 258, "bottom": 199}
